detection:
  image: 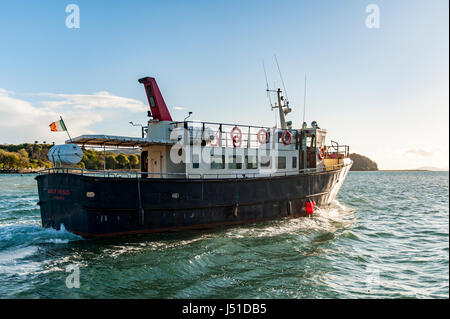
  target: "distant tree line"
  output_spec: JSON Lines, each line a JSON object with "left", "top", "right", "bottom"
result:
{"left": 0, "top": 143, "right": 54, "bottom": 169}
{"left": 349, "top": 153, "right": 379, "bottom": 171}
{"left": 0, "top": 143, "right": 140, "bottom": 171}
{"left": 79, "top": 149, "right": 140, "bottom": 170}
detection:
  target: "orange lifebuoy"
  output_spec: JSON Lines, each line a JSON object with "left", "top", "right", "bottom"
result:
{"left": 281, "top": 130, "right": 292, "bottom": 145}
{"left": 318, "top": 147, "right": 325, "bottom": 160}
{"left": 257, "top": 129, "right": 269, "bottom": 144}
{"left": 230, "top": 126, "right": 242, "bottom": 148}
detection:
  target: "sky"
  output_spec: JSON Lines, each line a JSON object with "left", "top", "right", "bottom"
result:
{"left": 0, "top": 0, "right": 448, "bottom": 170}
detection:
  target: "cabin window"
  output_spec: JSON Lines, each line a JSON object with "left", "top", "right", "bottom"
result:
{"left": 192, "top": 154, "right": 199, "bottom": 169}
{"left": 277, "top": 156, "right": 286, "bottom": 169}
{"left": 211, "top": 155, "right": 225, "bottom": 169}
{"left": 261, "top": 156, "right": 271, "bottom": 168}
{"left": 306, "top": 135, "right": 316, "bottom": 148}
{"left": 292, "top": 156, "right": 297, "bottom": 169}
{"left": 228, "top": 155, "right": 242, "bottom": 169}
{"left": 246, "top": 156, "right": 258, "bottom": 169}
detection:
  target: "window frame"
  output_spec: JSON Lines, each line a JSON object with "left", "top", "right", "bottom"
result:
{"left": 192, "top": 154, "right": 200, "bottom": 169}
{"left": 228, "top": 155, "right": 242, "bottom": 169}
{"left": 245, "top": 155, "right": 258, "bottom": 169}
{"left": 260, "top": 156, "right": 272, "bottom": 168}
{"left": 211, "top": 154, "right": 225, "bottom": 169}
{"left": 277, "top": 156, "right": 286, "bottom": 169}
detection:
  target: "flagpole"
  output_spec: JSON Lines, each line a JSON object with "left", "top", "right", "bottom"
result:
{"left": 60, "top": 116, "right": 73, "bottom": 142}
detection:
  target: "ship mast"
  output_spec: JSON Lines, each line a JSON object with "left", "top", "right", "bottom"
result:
{"left": 266, "top": 87, "right": 291, "bottom": 130}
{"left": 276, "top": 88, "right": 287, "bottom": 129}
{"left": 263, "top": 57, "right": 292, "bottom": 130}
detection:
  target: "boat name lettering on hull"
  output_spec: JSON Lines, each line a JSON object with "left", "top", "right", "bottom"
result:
{"left": 48, "top": 189, "right": 71, "bottom": 196}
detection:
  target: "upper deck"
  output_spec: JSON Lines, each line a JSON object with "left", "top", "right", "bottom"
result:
{"left": 63, "top": 118, "right": 350, "bottom": 179}
{"left": 49, "top": 76, "right": 351, "bottom": 179}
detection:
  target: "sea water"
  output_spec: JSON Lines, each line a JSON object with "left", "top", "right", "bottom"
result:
{"left": 0, "top": 172, "right": 448, "bottom": 298}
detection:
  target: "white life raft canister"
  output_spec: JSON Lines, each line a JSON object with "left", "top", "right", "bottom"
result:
{"left": 48, "top": 144, "right": 84, "bottom": 166}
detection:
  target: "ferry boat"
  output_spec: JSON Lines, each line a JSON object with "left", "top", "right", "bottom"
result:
{"left": 36, "top": 76, "right": 352, "bottom": 238}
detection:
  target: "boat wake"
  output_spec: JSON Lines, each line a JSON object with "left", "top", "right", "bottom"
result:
{"left": 0, "top": 222, "right": 82, "bottom": 251}
{"left": 225, "top": 200, "right": 356, "bottom": 239}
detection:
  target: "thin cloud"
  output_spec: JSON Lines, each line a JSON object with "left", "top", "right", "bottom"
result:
{"left": 38, "top": 91, "right": 147, "bottom": 113}
{"left": 0, "top": 88, "right": 14, "bottom": 96}
{"left": 403, "top": 148, "right": 439, "bottom": 157}
{"left": 0, "top": 88, "right": 144, "bottom": 144}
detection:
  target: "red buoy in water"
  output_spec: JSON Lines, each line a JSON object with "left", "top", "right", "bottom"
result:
{"left": 305, "top": 200, "right": 316, "bottom": 215}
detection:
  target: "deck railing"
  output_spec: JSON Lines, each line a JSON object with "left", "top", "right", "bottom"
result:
{"left": 170, "top": 121, "right": 296, "bottom": 149}
{"left": 37, "top": 162, "right": 350, "bottom": 180}
{"left": 325, "top": 140, "right": 350, "bottom": 159}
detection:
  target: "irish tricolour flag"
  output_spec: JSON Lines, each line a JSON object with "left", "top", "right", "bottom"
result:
{"left": 49, "top": 119, "right": 67, "bottom": 132}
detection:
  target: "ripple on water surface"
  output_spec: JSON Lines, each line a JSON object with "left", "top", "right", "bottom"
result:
{"left": 0, "top": 172, "right": 448, "bottom": 298}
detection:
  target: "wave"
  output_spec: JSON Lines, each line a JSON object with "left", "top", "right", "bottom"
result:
{"left": 225, "top": 200, "right": 356, "bottom": 239}
{"left": 0, "top": 223, "right": 82, "bottom": 250}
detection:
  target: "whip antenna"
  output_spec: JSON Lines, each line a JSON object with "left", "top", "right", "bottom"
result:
{"left": 262, "top": 60, "right": 273, "bottom": 107}
{"left": 302, "top": 74, "right": 307, "bottom": 125}
{"left": 274, "top": 54, "right": 289, "bottom": 103}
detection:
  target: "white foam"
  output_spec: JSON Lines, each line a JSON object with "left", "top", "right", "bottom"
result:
{"left": 43, "top": 239, "right": 70, "bottom": 244}
{"left": 225, "top": 200, "right": 356, "bottom": 238}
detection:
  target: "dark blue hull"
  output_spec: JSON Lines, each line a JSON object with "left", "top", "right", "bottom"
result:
{"left": 36, "top": 168, "right": 347, "bottom": 238}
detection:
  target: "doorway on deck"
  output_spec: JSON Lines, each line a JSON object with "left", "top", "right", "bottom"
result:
{"left": 141, "top": 150, "right": 148, "bottom": 178}
{"left": 149, "top": 149, "right": 164, "bottom": 177}
{"left": 300, "top": 132, "right": 316, "bottom": 170}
